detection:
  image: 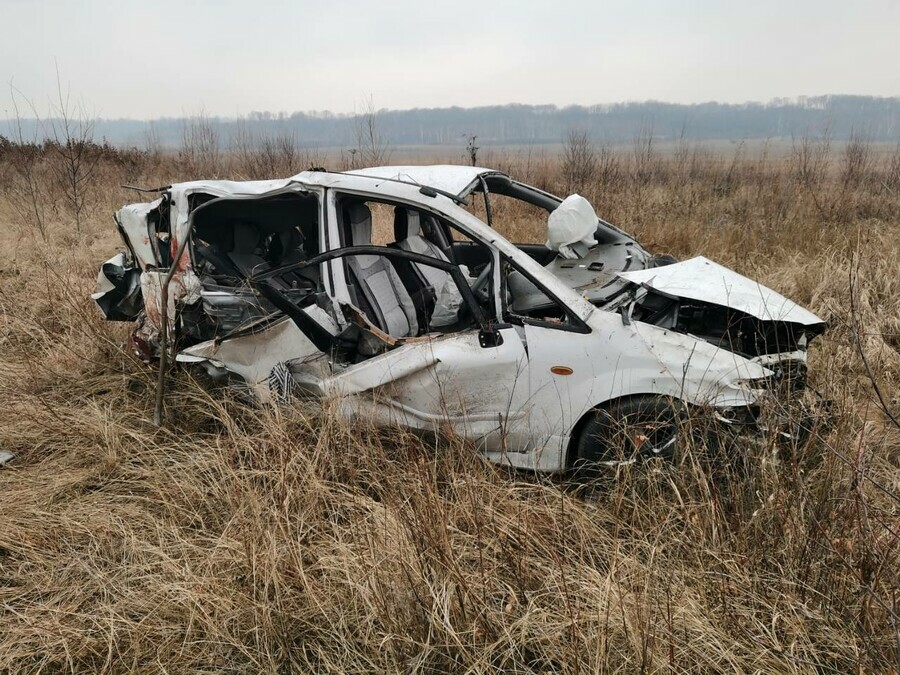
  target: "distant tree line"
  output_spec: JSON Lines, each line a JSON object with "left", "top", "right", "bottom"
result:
{"left": 4, "top": 95, "right": 900, "bottom": 148}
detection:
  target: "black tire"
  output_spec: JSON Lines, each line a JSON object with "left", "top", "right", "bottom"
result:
{"left": 572, "top": 396, "right": 686, "bottom": 475}
{"left": 651, "top": 254, "right": 678, "bottom": 268}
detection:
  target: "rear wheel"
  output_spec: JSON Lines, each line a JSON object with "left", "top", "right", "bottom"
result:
{"left": 572, "top": 396, "right": 686, "bottom": 474}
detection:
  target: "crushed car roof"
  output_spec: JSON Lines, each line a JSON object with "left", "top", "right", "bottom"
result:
{"left": 345, "top": 165, "right": 502, "bottom": 197}
{"left": 162, "top": 166, "right": 504, "bottom": 204}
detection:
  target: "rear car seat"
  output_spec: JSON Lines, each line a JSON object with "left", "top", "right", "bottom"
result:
{"left": 225, "top": 222, "right": 316, "bottom": 291}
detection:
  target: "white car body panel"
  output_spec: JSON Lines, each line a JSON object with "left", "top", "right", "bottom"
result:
{"left": 117, "top": 200, "right": 161, "bottom": 269}
{"left": 346, "top": 165, "right": 499, "bottom": 196}
{"left": 177, "top": 317, "right": 323, "bottom": 400}
{"left": 309, "top": 326, "right": 531, "bottom": 452}
{"left": 618, "top": 256, "right": 823, "bottom": 325}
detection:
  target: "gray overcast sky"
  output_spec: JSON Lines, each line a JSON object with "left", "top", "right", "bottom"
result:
{"left": 2, "top": 0, "right": 899, "bottom": 119}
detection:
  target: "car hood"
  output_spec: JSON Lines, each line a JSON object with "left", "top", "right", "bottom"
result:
{"left": 617, "top": 256, "right": 824, "bottom": 326}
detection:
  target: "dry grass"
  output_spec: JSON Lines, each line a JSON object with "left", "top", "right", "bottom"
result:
{"left": 0, "top": 138, "right": 898, "bottom": 673}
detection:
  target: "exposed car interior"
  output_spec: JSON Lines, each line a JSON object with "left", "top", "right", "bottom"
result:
{"left": 178, "top": 191, "right": 494, "bottom": 362}
{"left": 192, "top": 193, "right": 320, "bottom": 284}
{"left": 186, "top": 193, "right": 323, "bottom": 338}
{"left": 336, "top": 197, "right": 494, "bottom": 342}
{"left": 342, "top": 202, "right": 420, "bottom": 340}
{"left": 333, "top": 195, "right": 582, "bottom": 342}
{"left": 181, "top": 188, "right": 581, "bottom": 362}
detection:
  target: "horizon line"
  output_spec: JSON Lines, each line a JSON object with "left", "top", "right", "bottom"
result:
{"left": 4, "top": 93, "right": 899, "bottom": 124}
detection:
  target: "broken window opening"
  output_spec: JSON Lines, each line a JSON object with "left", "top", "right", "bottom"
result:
{"left": 334, "top": 195, "right": 496, "bottom": 337}
{"left": 253, "top": 245, "right": 488, "bottom": 361}
{"left": 183, "top": 192, "right": 323, "bottom": 340}
{"left": 500, "top": 255, "right": 590, "bottom": 333}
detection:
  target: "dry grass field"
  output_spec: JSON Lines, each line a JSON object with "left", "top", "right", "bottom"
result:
{"left": 0, "top": 133, "right": 898, "bottom": 672}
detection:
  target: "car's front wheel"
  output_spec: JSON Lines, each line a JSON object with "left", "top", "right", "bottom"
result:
{"left": 572, "top": 395, "right": 686, "bottom": 474}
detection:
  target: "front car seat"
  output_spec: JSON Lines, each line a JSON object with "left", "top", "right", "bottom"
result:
{"left": 344, "top": 202, "right": 418, "bottom": 339}
{"left": 394, "top": 208, "right": 464, "bottom": 328}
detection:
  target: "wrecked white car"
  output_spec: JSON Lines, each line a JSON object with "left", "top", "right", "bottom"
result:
{"left": 93, "top": 165, "right": 825, "bottom": 472}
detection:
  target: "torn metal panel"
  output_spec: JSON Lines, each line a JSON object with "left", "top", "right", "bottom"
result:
{"left": 116, "top": 200, "right": 161, "bottom": 269}
{"left": 140, "top": 269, "right": 202, "bottom": 339}
{"left": 91, "top": 253, "right": 143, "bottom": 321}
{"left": 307, "top": 341, "right": 440, "bottom": 398}
{"left": 312, "top": 325, "right": 531, "bottom": 452}
{"left": 177, "top": 316, "right": 323, "bottom": 401}
{"left": 618, "top": 256, "right": 824, "bottom": 326}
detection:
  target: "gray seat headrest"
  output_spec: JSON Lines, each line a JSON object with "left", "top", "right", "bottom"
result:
{"left": 346, "top": 203, "right": 372, "bottom": 246}
{"left": 394, "top": 207, "right": 425, "bottom": 241}
{"left": 405, "top": 210, "right": 422, "bottom": 238}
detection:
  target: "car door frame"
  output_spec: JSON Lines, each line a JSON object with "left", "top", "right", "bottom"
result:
{"left": 322, "top": 187, "right": 511, "bottom": 328}
{"left": 263, "top": 188, "right": 540, "bottom": 450}
{"left": 495, "top": 253, "right": 598, "bottom": 471}
{"left": 251, "top": 241, "right": 533, "bottom": 449}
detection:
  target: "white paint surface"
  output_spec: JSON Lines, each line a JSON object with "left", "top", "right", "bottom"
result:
{"left": 619, "top": 256, "right": 824, "bottom": 326}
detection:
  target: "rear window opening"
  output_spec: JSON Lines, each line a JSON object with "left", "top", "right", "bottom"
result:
{"left": 180, "top": 192, "right": 324, "bottom": 341}
{"left": 190, "top": 192, "right": 321, "bottom": 286}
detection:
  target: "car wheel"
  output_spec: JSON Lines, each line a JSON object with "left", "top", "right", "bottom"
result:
{"left": 651, "top": 254, "right": 678, "bottom": 267}
{"left": 572, "top": 396, "right": 686, "bottom": 474}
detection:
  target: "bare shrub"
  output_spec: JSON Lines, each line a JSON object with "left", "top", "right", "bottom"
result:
{"left": 715, "top": 140, "right": 746, "bottom": 196}
{"left": 179, "top": 110, "right": 221, "bottom": 176}
{"left": 143, "top": 121, "right": 162, "bottom": 163}
{"left": 337, "top": 147, "right": 358, "bottom": 171}
{"left": 841, "top": 130, "right": 873, "bottom": 190}
{"left": 631, "top": 123, "right": 658, "bottom": 184}
{"left": 271, "top": 131, "right": 300, "bottom": 174}
{"left": 790, "top": 125, "right": 836, "bottom": 219}
{"left": 672, "top": 123, "right": 691, "bottom": 179}
{"left": 46, "top": 76, "right": 100, "bottom": 232}
{"left": 4, "top": 87, "right": 49, "bottom": 239}
{"left": 561, "top": 127, "right": 597, "bottom": 195}
{"left": 791, "top": 125, "right": 831, "bottom": 190}
{"left": 353, "top": 97, "right": 391, "bottom": 167}
{"left": 232, "top": 120, "right": 304, "bottom": 179}
{"left": 593, "top": 144, "right": 619, "bottom": 187}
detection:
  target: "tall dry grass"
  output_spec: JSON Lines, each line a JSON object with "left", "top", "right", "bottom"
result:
{"left": 0, "top": 135, "right": 898, "bottom": 672}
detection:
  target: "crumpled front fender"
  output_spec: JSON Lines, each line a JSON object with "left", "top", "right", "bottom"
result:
{"left": 630, "top": 319, "right": 774, "bottom": 409}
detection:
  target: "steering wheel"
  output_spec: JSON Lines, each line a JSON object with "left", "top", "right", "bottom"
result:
{"left": 470, "top": 264, "right": 492, "bottom": 304}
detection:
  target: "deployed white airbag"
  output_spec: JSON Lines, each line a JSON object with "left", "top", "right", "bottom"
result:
{"left": 545, "top": 194, "right": 598, "bottom": 259}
